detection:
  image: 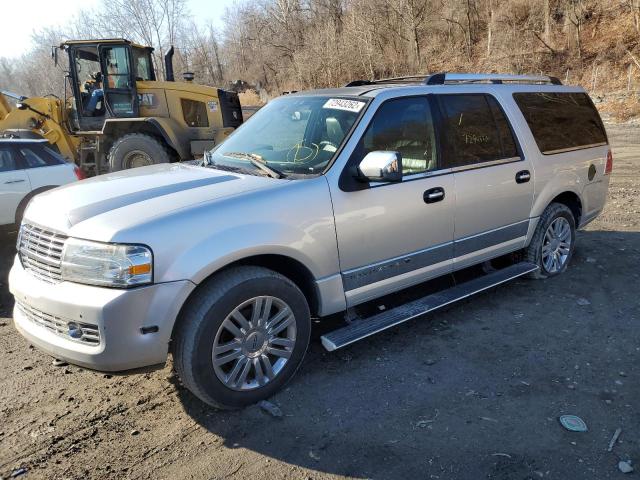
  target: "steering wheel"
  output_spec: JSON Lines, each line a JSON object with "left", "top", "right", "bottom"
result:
{"left": 286, "top": 143, "right": 319, "bottom": 163}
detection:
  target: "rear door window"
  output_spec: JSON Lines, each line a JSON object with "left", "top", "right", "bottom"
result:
{"left": 18, "top": 145, "right": 64, "bottom": 168}
{"left": 437, "top": 94, "right": 519, "bottom": 168}
{"left": 513, "top": 92, "right": 607, "bottom": 154}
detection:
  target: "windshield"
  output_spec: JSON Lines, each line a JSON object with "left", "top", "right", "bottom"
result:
{"left": 207, "top": 95, "right": 367, "bottom": 177}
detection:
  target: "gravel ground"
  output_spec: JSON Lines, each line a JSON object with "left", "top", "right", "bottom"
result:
{"left": 0, "top": 124, "right": 638, "bottom": 480}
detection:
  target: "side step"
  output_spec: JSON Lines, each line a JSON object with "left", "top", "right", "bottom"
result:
{"left": 320, "top": 262, "right": 538, "bottom": 352}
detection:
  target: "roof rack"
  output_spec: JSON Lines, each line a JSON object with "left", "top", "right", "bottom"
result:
{"left": 344, "top": 72, "right": 562, "bottom": 87}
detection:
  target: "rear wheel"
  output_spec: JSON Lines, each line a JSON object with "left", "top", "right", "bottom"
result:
{"left": 172, "top": 266, "right": 311, "bottom": 409}
{"left": 107, "top": 133, "right": 170, "bottom": 171}
{"left": 525, "top": 203, "right": 576, "bottom": 279}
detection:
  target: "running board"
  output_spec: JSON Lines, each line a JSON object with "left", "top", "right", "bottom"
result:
{"left": 321, "top": 262, "right": 538, "bottom": 352}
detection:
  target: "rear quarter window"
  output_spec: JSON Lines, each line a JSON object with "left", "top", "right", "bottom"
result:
{"left": 513, "top": 92, "right": 607, "bottom": 154}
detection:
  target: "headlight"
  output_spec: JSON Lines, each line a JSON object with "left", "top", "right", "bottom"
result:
{"left": 61, "top": 238, "right": 153, "bottom": 288}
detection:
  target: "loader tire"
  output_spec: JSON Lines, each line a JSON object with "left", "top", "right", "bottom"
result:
{"left": 108, "top": 133, "right": 171, "bottom": 171}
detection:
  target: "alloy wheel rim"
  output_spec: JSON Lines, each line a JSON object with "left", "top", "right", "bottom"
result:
{"left": 123, "top": 150, "right": 153, "bottom": 168}
{"left": 542, "top": 217, "right": 572, "bottom": 274}
{"left": 212, "top": 296, "right": 296, "bottom": 391}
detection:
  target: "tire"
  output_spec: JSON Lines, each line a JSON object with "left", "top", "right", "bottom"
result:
{"left": 172, "top": 266, "right": 311, "bottom": 409}
{"left": 107, "top": 133, "right": 171, "bottom": 171}
{"left": 525, "top": 202, "right": 576, "bottom": 279}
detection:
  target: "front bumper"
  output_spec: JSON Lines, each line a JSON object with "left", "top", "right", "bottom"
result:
{"left": 9, "top": 256, "right": 195, "bottom": 371}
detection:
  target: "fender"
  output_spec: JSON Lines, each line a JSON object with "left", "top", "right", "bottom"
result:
{"left": 530, "top": 170, "right": 584, "bottom": 221}
{"left": 101, "top": 117, "right": 189, "bottom": 159}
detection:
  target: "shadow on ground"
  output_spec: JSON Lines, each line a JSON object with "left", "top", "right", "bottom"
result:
{"left": 169, "top": 230, "right": 640, "bottom": 479}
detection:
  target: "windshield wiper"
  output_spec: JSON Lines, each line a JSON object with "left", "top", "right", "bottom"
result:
{"left": 223, "top": 152, "right": 286, "bottom": 179}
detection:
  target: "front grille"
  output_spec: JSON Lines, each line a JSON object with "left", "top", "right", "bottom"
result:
{"left": 16, "top": 301, "right": 100, "bottom": 346}
{"left": 18, "top": 223, "right": 68, "bottom": 284}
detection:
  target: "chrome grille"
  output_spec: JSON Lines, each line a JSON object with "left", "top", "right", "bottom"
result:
{"left": 18, "top": 223, "right": 68, "bottom": 284}
{"left": 16, "top": 301, "right": 100, "bottom": 345}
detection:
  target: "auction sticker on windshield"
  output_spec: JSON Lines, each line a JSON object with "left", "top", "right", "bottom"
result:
{"left": 323, "top": 98, "right": 366, "bottom": 113}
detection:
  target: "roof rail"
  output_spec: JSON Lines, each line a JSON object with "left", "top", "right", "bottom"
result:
{"left": 424, "top": 72, "right": 563, "bottom": 85}
{"left": 345, "top": 72, "right": 563, "bottom": 87}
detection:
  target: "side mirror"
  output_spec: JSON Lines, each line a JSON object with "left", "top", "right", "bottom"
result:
{"left": 358, "top": 151, "right": 402, "bottom": 183}
{"left": 16, "top": 102, "right": 28, "bottom": 110}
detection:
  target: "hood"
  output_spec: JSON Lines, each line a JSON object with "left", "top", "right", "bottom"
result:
{"left": 24, "top": 163, "right": 280, "bottom": 239}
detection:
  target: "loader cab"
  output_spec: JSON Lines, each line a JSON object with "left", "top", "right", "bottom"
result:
{"left": 63, "top": 39, "right": 154, "bottom": 131}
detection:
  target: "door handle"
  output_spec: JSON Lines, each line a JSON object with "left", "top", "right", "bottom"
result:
{"left": 424, "top": 187, "right": 445, "bottom": 203}
{"left": 515, "top": 170, "right": 531, "bottom": 184}
{"left": 4, "top": 179, "right": 25, "bottom": 184}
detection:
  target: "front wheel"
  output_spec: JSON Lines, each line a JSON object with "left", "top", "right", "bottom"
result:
{"left": 525, "top": 203, "right": 576, "bottom": 279}
{"left": 107, "top": 133, "right": 171, "bottom": 171}
{"left": 172, "top": 266, "right": 311, "bottom": 409}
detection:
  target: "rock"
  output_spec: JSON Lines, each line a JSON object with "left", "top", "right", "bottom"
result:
{"left": 130, "top": 429, "right": 140, "bottom": 436}
{"left": 576, "top": 298, "right": 591, "bottom": 306}
{"left": 586, "top": 257, "right": 597, "bottom": 263}
{"left": 10, "top": 468, "right": 27, "bottom": 478}
{"left": 618, "top": 461, "right": 634, "bottom": 474}
{"left": 258, "top": 400, "right": 283, "bottom": 418}
{"left": 619, "top": 371, "right": 627, "bottom": 377}
{"left": 52, "top": 359, "right": 68, "bottom": 367}
{"left": 425, "top": 358, "right": 437, "bottom": 366}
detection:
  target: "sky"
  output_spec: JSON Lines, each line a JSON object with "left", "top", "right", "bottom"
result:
{"left": 0, "top": 0, "right": 237, "bottom": 58}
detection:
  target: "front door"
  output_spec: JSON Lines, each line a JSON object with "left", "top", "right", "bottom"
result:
{"left": 0, "top": 145, "right": 30, "bottom": 226}
{"left": 329, "top": 96, "right": 455, "bottom": 307}
{"left": 99, "top": 45, "right": 138, "bottom": 118}
{"left": 434, "top": 93, "right": 534, "bottom": 269}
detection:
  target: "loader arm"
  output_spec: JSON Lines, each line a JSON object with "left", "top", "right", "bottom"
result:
{"left": 0, "top": 92, "right": 79, "bottom": 162}
{"left": 0, "top": 90, "right": 18, "bottom": 121}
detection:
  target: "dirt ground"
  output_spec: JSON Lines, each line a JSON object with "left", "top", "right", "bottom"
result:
{"left": 0, "top": 124, "right": 639, "bottom": 480}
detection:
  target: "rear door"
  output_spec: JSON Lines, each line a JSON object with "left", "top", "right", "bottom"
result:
{"left": 16, "top": 144, "right": 77, "bottom": 189}
{"left": 435, "top": 94, "right": 534, "bottom": 269}
{"left": 0, "top": 145, "right": 31, "bottom": 226}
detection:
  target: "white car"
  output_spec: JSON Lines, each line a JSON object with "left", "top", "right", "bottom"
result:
{"left": 0, "top": 139, "right": 83, "bottom": 228}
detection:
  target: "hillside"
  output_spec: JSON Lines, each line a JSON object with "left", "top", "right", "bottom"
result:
{"left": 0, "top": 0, "right": 639, "bottom": 120}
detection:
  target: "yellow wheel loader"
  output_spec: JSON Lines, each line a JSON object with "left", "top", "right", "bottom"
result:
{"left": 0, "top": 39, "right": 243, "bottom": 174}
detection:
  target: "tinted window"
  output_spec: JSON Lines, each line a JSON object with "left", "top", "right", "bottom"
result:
{"left": 514, "top": 92, "right": 607, "bottom": 154}
{"left": 0, "top": 147, "right": 17, "bottom": 172}
{"left": 357, "top": 96, "right": 437, "bottom": 175}
{"left": 181, "top": 99, "right": 209, "bottom": 127}
{"left": 19, "top": 146, "right": 62, "bottom": 168}
{"left": 437, "top": 94, "right": 518, "bottom": 167}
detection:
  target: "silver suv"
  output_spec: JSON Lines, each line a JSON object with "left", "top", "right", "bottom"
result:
{"left": 9, "top": 73, "right": 611, "bottom": 408}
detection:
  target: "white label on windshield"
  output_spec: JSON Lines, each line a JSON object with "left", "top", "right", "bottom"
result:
{"left": 323, "top": 98, "right": 365, "bottom": 113}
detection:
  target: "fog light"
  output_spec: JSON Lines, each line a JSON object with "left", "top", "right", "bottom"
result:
{"left": 68, "top": 322, "right": 82, "bottom": 339}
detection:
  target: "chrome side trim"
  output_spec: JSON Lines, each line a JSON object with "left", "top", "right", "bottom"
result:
{"left": 341, "top": 219, "right": 530, "bottom": 292}
{"left": 454, "top": 220, "right": 529, "bottom": 257}
{"left": 542, "top": 142, "right": 608, "bottom": 156}
{"left": 342, "top": 241, "right": 453, "bottom": 291}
